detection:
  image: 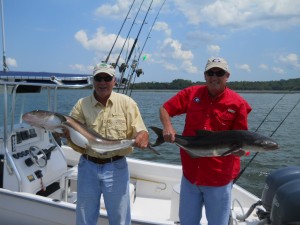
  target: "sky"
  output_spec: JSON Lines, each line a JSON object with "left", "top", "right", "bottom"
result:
{"left": 1, "top": 0, "right": 300, "bottom": 83}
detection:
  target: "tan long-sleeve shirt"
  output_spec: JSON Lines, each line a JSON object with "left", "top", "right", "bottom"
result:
{"left": 69, "top": 91, "right": 147, "bottom": 158}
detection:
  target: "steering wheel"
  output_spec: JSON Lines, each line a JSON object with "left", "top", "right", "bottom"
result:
{"left": 29, "top": 146, "right": 47, "bottom": 168}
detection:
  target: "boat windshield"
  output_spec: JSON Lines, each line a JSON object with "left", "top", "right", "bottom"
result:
{"left": 0, "top": 71, "right": 93, "bottom": 139}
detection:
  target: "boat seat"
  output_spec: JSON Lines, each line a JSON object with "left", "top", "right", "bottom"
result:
{"left": 64, "top": 165, "right": 136, "bottom": 209}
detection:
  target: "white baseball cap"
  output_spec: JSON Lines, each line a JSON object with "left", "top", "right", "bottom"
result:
{"left": 205, "top": 57, "right": 230, "bottom": 73}
{"left": 93, "top": 63, "right": 115, "bottom": 77}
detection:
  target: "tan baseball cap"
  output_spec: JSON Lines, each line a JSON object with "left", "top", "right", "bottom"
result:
{"left": 93, "top": 63, "right": 115, "bottom": 77}
{"left": 205, "top": 57, "right": 230, "bottom": 73}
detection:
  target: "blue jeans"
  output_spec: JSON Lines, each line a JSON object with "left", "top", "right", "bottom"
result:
{"left": 179, "top": 175, "right": 232, "bottom": 225}
{"left": 76, "top": 155, "right": 131, "bottom": 225}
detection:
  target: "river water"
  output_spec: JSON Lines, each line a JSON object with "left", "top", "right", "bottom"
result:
{"left": 4, "top": 89, "right": 300, "bottom": 197}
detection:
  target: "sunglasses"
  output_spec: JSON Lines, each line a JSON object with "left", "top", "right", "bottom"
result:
{"left": 205, "top": 70, "right": 226, "bottom": 77}
{"left": 94, "top": 76, "right": 113, "bottom": 82}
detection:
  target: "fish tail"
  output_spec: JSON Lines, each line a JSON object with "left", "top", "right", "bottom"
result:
{"left": 147, "top": 144, "right": 160, "bottom": 155}
{"left": 149, "top": 126, "right": 165, "bottom": 147}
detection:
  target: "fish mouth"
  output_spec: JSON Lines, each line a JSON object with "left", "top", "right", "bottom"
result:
{"left": 263, "top": 142, "right": 279, "bottom": 150}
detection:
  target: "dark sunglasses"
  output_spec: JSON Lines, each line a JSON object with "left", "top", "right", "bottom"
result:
{"left": 94, "top": 76, "right": 113, "bottom": 82}
{"left": 205, "top": 69, "right": 226, "bottom": 77}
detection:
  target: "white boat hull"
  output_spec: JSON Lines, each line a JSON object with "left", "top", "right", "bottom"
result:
{"left": 0, "top": 144, "right": 262, "bottom": 225}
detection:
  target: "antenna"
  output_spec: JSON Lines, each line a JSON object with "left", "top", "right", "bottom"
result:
{"left": 0, "top": 0, "right": 8, "bottom": 72}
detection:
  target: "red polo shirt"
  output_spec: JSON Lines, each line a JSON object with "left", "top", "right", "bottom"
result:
{"left": 163, "top": 85, "right": 252, "bottom": 186}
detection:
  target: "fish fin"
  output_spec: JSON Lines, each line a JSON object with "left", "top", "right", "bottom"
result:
{"left": 147, "top": 144, "right": 160, "bottom": 155}
{"left": 149, "top": 126, "right": 165, "bottom": 147}
{"left": 51, "top": 132, "right": 62, "bottom": 146}
{"left": 183, "top": 149, "right": 201, "bottom": 158}
{"left": 175, "top": 136, "right": 189, "bottom": 145}
{"left": 195, "top": 130, "right": 214, "bottom": 137}
{"left": 53, "top": 126, "right": 65, "bottom": 133}
{"left": 221, "top": 145, "right": 241, "bottom": 156}
{"left": 53, "top": 112, "right": 67, "bottom": 123}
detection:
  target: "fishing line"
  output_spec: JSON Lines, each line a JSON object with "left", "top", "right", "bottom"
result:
{"left": 104, "top": 0, "right": 137, "bottom": 63}
{"left": 115, "top": 0, "right": 145, "bottom": 68}
{"left": 254, "top": 93, "right": 287, "bottom": 132}
{"left": 125, "top": 0, "right": 153, "bottom": 66}
{"left": 127, "top": 0, "right": 167, "bottom": 96}
{"left": 269, "top": 96, "right": 300, "bottom": 137}
{"left": 117, "top": 0, "right": 153, "bottom": 92}
{"left": 234, "top": 94, "right": 300, "bottom": 184}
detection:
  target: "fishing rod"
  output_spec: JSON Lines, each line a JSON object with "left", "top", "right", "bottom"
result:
{"left": 125, "top": 0, "right": 153, "bottom": 67}
{"left": 104, "top": 0, "right": 136, "bottom": 63}
{"left": 114, "top": 0, "right": 145, "bottom": 69}
{"left": 1, "top": 0, "right": 8, "bottom": 72}
{"left": 233, "top": 94, "right": 300, "bottom": 184}
{"left": 125, "top": 0, "right": 166, "bottom": 96}
{"left": 117, "top": 0, "right": 153, "bottom": 91}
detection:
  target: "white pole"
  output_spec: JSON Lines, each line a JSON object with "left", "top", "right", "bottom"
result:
{"left": 1, "top": 0, "right": 8, "bottom": 72}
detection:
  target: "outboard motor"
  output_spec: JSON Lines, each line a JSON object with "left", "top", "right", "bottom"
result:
{"left": 236, "top": 167, "right": 300, "bottom": 223}
{"left": 236, "top": 166, "right": 300, "bottom": 223}
{"left": 270, "top": 179, "right": 300, "bottom": 225}
{"left": 260, "top": 166, "right": 300, "bottom": 212}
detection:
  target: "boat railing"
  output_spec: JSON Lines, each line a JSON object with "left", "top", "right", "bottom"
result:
{"left": 0, "top": 72, "right": 93, "bottom": 193}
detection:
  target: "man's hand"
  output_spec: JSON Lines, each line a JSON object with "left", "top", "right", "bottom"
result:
{"left": 55, "top": 127, "right": 70, "bottom": 139}
{"left": 134, "top": 131, "right": 149, "bottom": 149}
{"left": 162, "top": 127, "right": 176, "bottom": 143}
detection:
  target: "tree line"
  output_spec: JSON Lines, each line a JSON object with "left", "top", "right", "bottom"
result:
{"left": 131, "top": 78, "right": 300, "bottom": 91}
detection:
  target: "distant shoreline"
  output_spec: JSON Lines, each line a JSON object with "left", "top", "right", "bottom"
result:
{"left": 131, "top": 89, "right": 300, "bottom": 94}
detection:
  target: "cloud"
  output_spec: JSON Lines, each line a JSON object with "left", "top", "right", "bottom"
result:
{"left": 162, "top": 38, "right": 194, "bottom": 61}
{"left": 69, "top": 64, "right": 88, "bottom": 72}
{"left": 6, "top": 58, "right": 17, "bottom": 67}
{"left": 187, "top": 31, "right": 226, "bottom": 43}
{"left": 207, "top": 45, "right": 220, "bottom": 56}
{"left": 94, "top": 0, "right": 132, "bottom": 19}
{"left": 259, "top": 64, "right": 268, "bottom": 70}
{"left": 174, "top": 0, "right": 300, "bottom": 30}
{"left": 153, "top": 21, "right": 172, "bottom": 37}
{"left": 163, "top": 62, "right": 178, "bottom": 71}
{"left": 236, "top": 64, "right": 251, "bottom": 72}
{"left": 278, "top": 53, "right": 300, "bottom": 69}
{"left": 74, "top": 27, "right": 134, "bottom": 63}
{"left": 155, "top": 38, "right": 197, "bottom": 74}
{"left": 272, "top": 67, "right": 285, "bottom": 74}
{"left": 181, "top": 60, "right": 198, "bottom": 74}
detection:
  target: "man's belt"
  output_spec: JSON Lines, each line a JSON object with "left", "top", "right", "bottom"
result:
{"left": 82, "top": 154, "right": 124, "bottom": 164}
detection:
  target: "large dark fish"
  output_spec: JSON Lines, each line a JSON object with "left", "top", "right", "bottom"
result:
{"left": 149, "top": 126, "right": 279, "bottom": 157}
{"left": 22, "top": 110, "right": 159, "bottom": 155}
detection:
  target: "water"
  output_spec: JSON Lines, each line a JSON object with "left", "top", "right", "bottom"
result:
{"left": 2, "top": 89, "right": 300, "bottom": 197}
{"left": 131, "top": 91, "right": 300, "bottom": 197}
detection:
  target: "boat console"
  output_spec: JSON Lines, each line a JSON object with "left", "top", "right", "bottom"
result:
{"left": 0, "top": 71, "right": 93, "bottom": 200}
{"left": 1, "top": 123, "right": 68, "bottom": 198}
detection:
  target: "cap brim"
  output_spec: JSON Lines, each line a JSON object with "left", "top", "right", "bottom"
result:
{"left": 93, "top": 69, "right": 114, "bottom": 77}
{"left": 205, "top": 64, "right": 229, "bottom": 73}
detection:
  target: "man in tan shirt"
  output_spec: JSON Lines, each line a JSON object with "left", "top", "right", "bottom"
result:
{"left": 70, "top": 62, "right": 149, "bottom": 225}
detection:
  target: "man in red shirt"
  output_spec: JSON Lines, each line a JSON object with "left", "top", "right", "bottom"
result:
{"left": 160, "top": 57, "right": 252, "bottom": 225}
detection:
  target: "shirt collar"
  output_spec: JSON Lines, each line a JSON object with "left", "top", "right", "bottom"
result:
{"left": 91, "top": 91, "right": 117, "bottom": 106}
{"left": 206, "top": 86, "right": 228, "bottom": 101}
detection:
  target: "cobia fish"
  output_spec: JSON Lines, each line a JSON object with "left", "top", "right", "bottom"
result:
{"left": 22, "top": 110, "right": 159, "bottom": 155}
{"left": 149, "top": 126, "right": 279, "bottom": 157}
